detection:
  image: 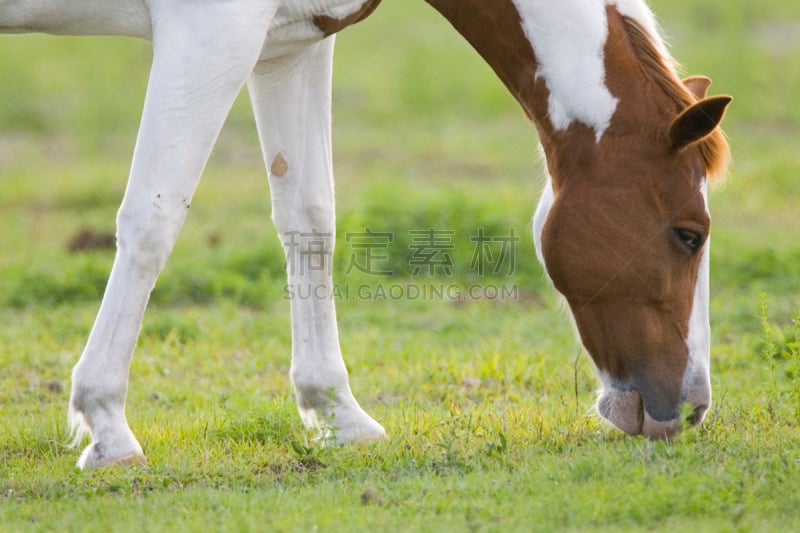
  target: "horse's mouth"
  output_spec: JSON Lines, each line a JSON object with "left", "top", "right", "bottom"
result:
{"left": 596, "top": 388, "right": 698, "bottom": 440}
{"left": 596, "top": 388, "right": 644, "bottom": 436}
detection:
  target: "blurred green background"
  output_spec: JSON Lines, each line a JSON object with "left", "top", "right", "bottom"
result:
{"left": 0, "top": 0, "right": 798, "bottom": 315}
{"left": 0, "top": 1, "right": 797, "bottom": 306}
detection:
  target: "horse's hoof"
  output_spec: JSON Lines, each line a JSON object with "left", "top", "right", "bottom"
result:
{"left": 325, "top": 413, "right": 387, "bottom": 446}
{"left": 94, "top": 453, "right": 147, "bottom": 468}
{"left": 77, "top": 442, "right": 146, "bottom": 469}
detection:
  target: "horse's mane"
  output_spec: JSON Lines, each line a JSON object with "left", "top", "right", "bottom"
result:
{"left": 622, "top": 16, "right": 730, "bottom": 182}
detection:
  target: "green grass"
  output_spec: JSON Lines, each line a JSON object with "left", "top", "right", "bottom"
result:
{"left": 1, "top": 0, "right": 799, "bottom": 531}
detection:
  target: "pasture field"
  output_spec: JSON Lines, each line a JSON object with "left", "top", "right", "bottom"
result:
{"left": 1, "top": 0, "right": 799, "bottom": 531}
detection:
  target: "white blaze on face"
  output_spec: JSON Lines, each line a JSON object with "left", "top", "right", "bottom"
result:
{"left": 683, "top": 181, "right": 712, "bottom": 413}
{"left": 532, "top": 173, "right": 554, "bottom": 270}
{"left": 510, "top": 0, "right": 619, "bottom": 140}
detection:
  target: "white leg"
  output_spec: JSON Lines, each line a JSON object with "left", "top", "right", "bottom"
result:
{"left": 69, "top": 1, "right": 277, "bottom": 468}
{"left": 248, "top": 38, "right": 385, "bottom": 444}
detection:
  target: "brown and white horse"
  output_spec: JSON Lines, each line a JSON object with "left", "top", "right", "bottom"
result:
{"left": 1, "top": 0, "right": 730, "bottom": 467}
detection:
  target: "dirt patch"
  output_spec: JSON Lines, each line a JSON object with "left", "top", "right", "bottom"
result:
{"left": 68, "top": 228, "right": 116, "bottom": 253}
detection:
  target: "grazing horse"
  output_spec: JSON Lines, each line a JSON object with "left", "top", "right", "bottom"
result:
{"left": 1, "top": 0, "right": 730, "bottom": 468}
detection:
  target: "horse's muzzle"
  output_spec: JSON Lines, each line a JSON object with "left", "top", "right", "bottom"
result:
{"left": 596, "top": 387, "right": 709, "bottom": 440}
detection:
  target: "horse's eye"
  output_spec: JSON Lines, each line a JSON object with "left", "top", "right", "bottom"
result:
{"left": 673, "top": 228, "right": 704, "bottom": 252}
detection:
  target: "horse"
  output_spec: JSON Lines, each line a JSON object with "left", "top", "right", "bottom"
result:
{"left": 1, "top": 0, "right": 730, "bottom": 468}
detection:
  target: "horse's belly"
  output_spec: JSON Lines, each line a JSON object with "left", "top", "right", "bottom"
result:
{"left": 0, "top": 0, "right": 150, "bottom": 37}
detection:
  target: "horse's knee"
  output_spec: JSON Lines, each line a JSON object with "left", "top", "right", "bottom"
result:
{"left": 272, "top": 203, "right": 336, "bottom": 268}
{"left": 273, "top": 200, "right": 333, "bottom": 232}
{"left": 115, "top": 203, "right": 182, "bottom": 277}
{"left": 269, "top": 158, "right": 335, "bottom": 234}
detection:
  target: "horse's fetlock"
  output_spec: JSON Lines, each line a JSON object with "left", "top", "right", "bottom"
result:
{"left": 292, "top": 378, "right": 348, "bottom": 410}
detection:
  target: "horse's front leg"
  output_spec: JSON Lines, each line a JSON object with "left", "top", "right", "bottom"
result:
{"left": 248, "top": 37, "right": 385, "bottom": 444}
{"left": 68, "top": 1, "right": 276, "bottom": 468}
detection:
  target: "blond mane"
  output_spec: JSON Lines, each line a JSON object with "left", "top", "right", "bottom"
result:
{"left": 622, "top": 16, "right": 730, "bottom": 182}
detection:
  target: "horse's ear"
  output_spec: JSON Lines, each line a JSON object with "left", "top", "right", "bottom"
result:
{"left": 669, "top": 95, "right": 732, "bottom": 150}
{"left": 682, "top": 76, "right": 712, "bottom": 100}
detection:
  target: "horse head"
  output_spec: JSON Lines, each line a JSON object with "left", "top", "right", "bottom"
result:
{"left": 534, "top": 16, "right": 731, "bottom": 437}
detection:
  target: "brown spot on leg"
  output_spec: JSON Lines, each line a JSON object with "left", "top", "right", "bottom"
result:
{"left": 271, "top": 153, "right": 289, "bottom": 177}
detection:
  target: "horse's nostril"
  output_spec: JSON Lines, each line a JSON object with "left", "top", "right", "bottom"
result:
{"left": 679, "top": 401, "right": 709, "bottom": 427}
{"left": 690, "top": 404, "right": 709, "bottom": 426}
